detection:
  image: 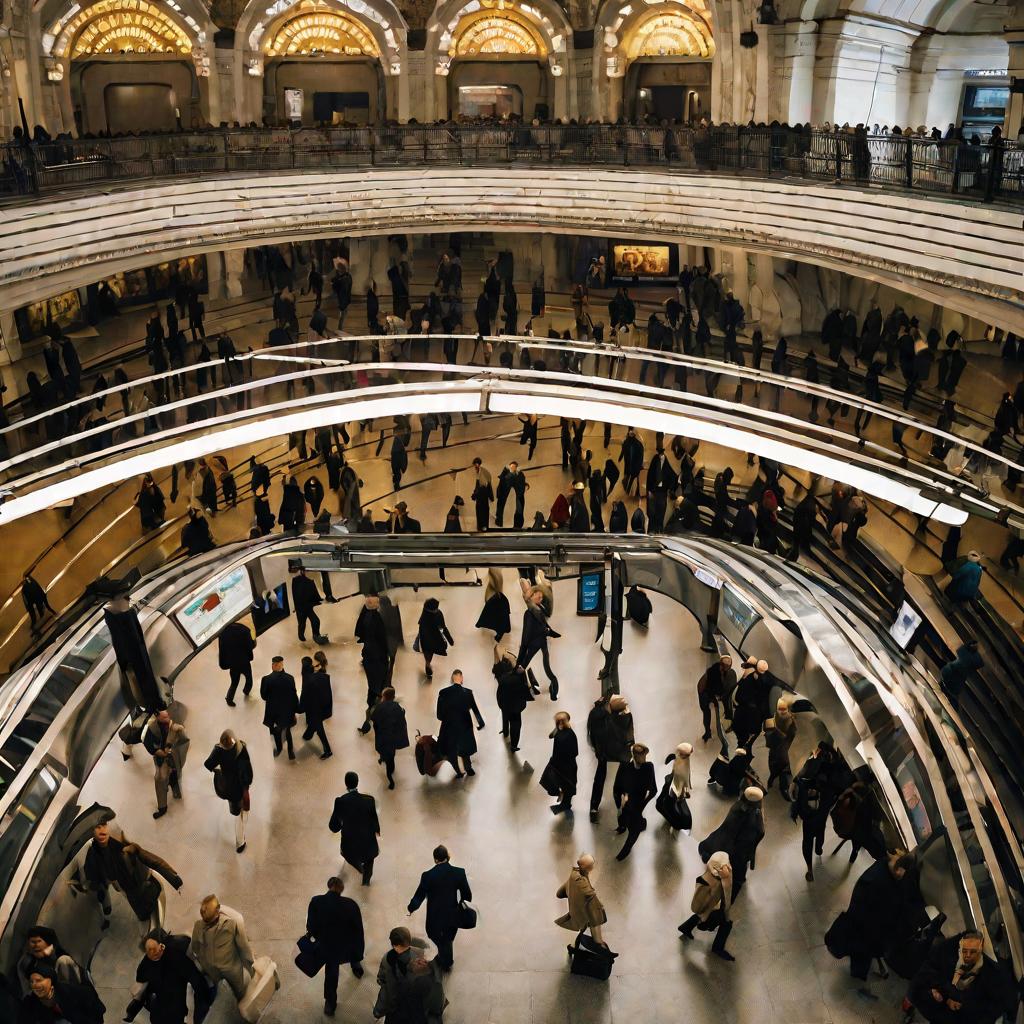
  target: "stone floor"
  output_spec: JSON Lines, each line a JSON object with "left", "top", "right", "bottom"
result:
{"left": 82, "top": 580, "right": 906, "bottom": 1024}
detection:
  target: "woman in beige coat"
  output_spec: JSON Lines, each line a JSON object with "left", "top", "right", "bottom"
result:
{"left": 677, "top": 851, "right": 735, "bottom": 961}
{"left": 555, "top": 854, "right": 606, "bottom": 946}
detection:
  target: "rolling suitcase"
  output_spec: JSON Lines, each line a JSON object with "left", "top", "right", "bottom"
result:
{"left": 568, "top": 934, "right": 618, "bottom": 980}
{"left": 415, "top": 732, "right": 443, "bottom": 777}
{"left": 238, "top": 955, "right": 280, "bottom": 1023}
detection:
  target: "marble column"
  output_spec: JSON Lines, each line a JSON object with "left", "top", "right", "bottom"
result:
{"left": 780, "top": 20, "right": 817, "bottom": 125}
{"left": 1005, "top": 30, "right": 1024, "bottom": 138}
{"left": 223, "top": 250, "right": 245, "bottom": 299}
{"left": 0, "top": 309, "right": 22, "bottom": 365}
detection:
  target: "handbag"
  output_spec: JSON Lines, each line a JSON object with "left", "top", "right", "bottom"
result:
{"left": 294, "top": 935, "right": 326, "bottom": 978}
{"left": 824, "top": 911, "right": 852, "bottom": 959}
{"left": 213, "top": 771, "right": 230, "bottom": 801}
{"left": 413, "top": 634, "right": 421, "bottom": 654}
{"left": 457, "top": 900, "right": 477, "bottom": 930}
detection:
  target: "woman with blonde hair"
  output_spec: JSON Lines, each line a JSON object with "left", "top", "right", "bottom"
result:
{"left": 475, "top": 568, "right": 511, "bottom": 641}
{"left": 678, "top": 851, "right": 734, "bottom": 960}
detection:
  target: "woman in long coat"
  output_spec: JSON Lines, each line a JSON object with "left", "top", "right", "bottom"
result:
{"left": 656, "top": 742, "right": 693, "bottom": 833}
{"left": 278, "top": 475, "right": 306, "bottom": 531}
{"left": 764, "top": 698, "right": 797, "bottom": 796}
{"left": 475, "top": 568, "right": 511, "bottom": 641}
{"left": 135, "top": 473, "right": 166, "bottom": 532}
{"left": 540, "top": 711, "right": 578, "bottom": 815}
{"left": 370, "top": 687, "right": 409, "bottom": 789}
{"left": 417, "top": 598, "right": 454, "bottom": 679}
{"left": 698, "top": 787, "right": 765, "bottom": 898}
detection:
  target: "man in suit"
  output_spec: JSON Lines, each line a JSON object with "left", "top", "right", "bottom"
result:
{"left": 292, "top": 567, "right": 329, "bottom": 644}
{"left": 436, "top": 670, "right": 485, "bottom": 778}
{"left": 306, "top": 876, "right": 365, "bottom": 1017}
{"left": 471, "top": 458, "right": 493, "bottom": 531}
{"left": 260, "top": 656, "right": 298, "bottom": 759}
{"left": 218, "top": 620, "right": 256, "bottom": 706}
{"left": 329, "top": 772, "right": 380, "bottom": 885}
{"left": 142, "top": 710, "right": 188, "bottom": 820}
{"left": 407, "top": 844, "right": 472, "bottom": 971}
{"left": 355, "top": 595, "right": 389, "bottom": 734}
{"left": 494, "top": 461, "right": 528, "bottom": 529}
{"left": 645, "top": 447, "right": 677, "bottom": 533}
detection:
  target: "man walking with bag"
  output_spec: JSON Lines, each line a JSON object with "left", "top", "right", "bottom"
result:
{"left": 304, "top": 876, "right": 365, "bottom": 1017}
{"left": 329, "top": 772, "right": 381, "bottom": 886}
{"left": 406, "top": 845, "right": 473, "bottom": 972}
{"left": 204, "top": 729, "right": 253, "bottom": 853}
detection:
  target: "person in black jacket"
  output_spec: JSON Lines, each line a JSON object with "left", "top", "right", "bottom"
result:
{"left": 300, "top": 650, "right": 333, "bottom": 759}
{"left": 516, "top": 584, "right": 560, "bottom": 699}
{"left": 180, "top": 507, "right": 214, "bottom": 556}
{"left": 19, "top": 963, "right": 105, "bottom": 1024}
{"left": 625, "top": 585, "right": 652, "bottom": 627}
{"left": 291, "top": 567, "right": 329, "bottom": 645}
{"left": 436, "top": 670, "right": 485, "bottom": 777}
{"left": 278, "top": 475, "right": 306, "bottom": 531}
{"left": 260, "top": 656, "right": 298, "bottom": 760}
{"left": 587, "top": 694, "right": 634, "bottom": 821}
{"left": 416, "top": 598, "right": 454, "bottom": 680}
{"left": 369, "top": 687, "right": 409, "bottom": 789}
{"left": 407, "top": 844, "right": 472, "bottom": 971}
{"left": 204, "top": 730, "right": 253, "bottom": 853}
{"left": 218, "top": 620, "right": 256, "bottom": 706}
{"left": 249, "top": 455, "right": 270, "bottom": 497}
{"left": 645, "top": 448, "right": 677, "bottom": 533}
{"left": 613, "top": 743, "right": 658, "bottom": 860}
{"left": 329, "top": 772, "right": 380, "bottom": 885}
{"left": 619, "top": 428, "right": 644, "bottom": 497}
{"left": 306, "top": 877, "right": 365, "bottom": 1016}
{"left": 908, "top": 930, "right": 1007, "bottom": 1024}
{"left": 541, "top": 711, "right": 579, "bottom": 815}
{"left": 494, "top": 461, "right": 529, "bottom": 529}
{"left": 125, "top": 931, "right": 207, "bottom": 1024}
{"left": 493, "top": 646, "right": 531, "bottom": 751}
{"left": 21, "top": 572, "right": 55, "bottom": 631}
{"left": 791, "top": 742, "right": 844, "bottom": 881}
{"left": 355, "top": 595, "right": 390, "bottom": 734}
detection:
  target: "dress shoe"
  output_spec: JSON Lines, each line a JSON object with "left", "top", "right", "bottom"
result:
{"left": 465, "top": 767, "right": 475, "bottom": 776}
{"left": 236, "top": 843, "right": 246, "bottom": 854}
{"left": 358, "top": 725, "right": 370, "bottom": 735}
{"left": 153, "top": 807, "right": 167, "bottom": 819}
{"left": 712, "top": 948, "right": 735, "bottom": 962}
{"left": 589, "top": 810, "right": 598, "bottom": 823}
{"left": 324, "top": 1003, "right": 336, "bottom": 1017}
{"left": 288, "top": 751, "right": 296, "bottom": 761}
{"left": 226, "top": 699, "right": 236, "bottom": 707}
{"left": 320, "top": 751, "right": 333, "bottom": 760}
{"left": 273, "top": 748, "right": 282, "bottom": 757}
{"left": 388, "top": 779, "right": 395, "bottom": 790}
{"left": 510, "top": 746, "right": 520, "bottom": 753}
{"left": 805, "top": 870, "right": 814, "bottom": 881}
{"left": 678, "top": 926, "right": 694, "bottom": 940}
{"left": 351, "top": 963, "right": 364, "bottom": 979}
{"left": 550, "top": 804, "right": 565, "bottom": 815}
{"left": 453, "top": 771, "right": 465, "bottom": 779}
{"left": 314, "top": 635, "right": 330, "bottom": 645}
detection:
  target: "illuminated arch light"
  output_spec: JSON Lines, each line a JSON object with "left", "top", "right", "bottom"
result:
{"left": 451, "top": 9, "right": 546, "bottom": 56}
{"left": 623, "top": 8, "right": 714, "bottom": 58}
{"left": 48, "top": 0, "right": 201, "bottom": 57}
{"left": 441, "top": 0, "right": 565, "bottom": 55}
{"left": 248, "top": 0, "right": 400, "bottom": 68}
{"left": 264, "top": 7, "right": 380, "bottom": 54}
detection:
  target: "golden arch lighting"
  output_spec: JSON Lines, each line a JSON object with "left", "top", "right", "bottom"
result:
{"left": 53, "top": 0, "right": 194, "bottom": 57}
{"left": 451, "top": 10, "right": 546, "bottom": 57}
{"left": 264, "top": 8, "right": 380, "bottom": 55}
{"left": 623, "top": 7, "right": 714, "bottom": 58}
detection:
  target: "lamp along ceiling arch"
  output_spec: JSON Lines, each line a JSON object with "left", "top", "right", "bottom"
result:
{"left": 450, "top": 7, "right": 547, "bottom": 56}
{"left": 263, "top": 5, "right": 380, "bottom": 55}
{"left": 621, "top": 5, "right": 715, "bottom": 59}
{"left": 47, "top": 0, "right": 198, "bottom": 58}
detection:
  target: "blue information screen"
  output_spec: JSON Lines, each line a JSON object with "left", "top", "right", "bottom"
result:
{"left": 577, "top": 571, "right": 604, "bottom": 616}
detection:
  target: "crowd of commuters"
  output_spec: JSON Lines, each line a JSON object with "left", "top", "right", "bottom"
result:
{"left": 13, "top": 562, "right": 1014, "bottom": 1022}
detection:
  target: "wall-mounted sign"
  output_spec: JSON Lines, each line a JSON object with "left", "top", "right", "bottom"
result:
{"left": 284, "top": 88, "right": 304, "bottom": 121}
{"left": 964, "top": 69, "right": 1008, "bottom": 79}
{"left": 609, "top": 240, "right": 678, "bottom": 285}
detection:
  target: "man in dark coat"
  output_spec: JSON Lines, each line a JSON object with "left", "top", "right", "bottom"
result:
{"left": 698, "top": 787, "right": 766, "bottom": 898}
{"left": 613, "top": 742, "right": 658, "bottom": 860}
{"left": 83, "top": 821, "right": 182, "bottom": 926}
{"left": 329, "top": 772, "right": 380, "bottom": 885}
{"left": 697, "top": 654, "right": 736, "bottom": 742}
{"left": 625, "top": 585, "right": 652, "bottom": 626}
{"left": 407, "top": 844, "right": 472, "bottom": 971}
{"left": 21, "top": 572, "right": 56, "bottom": 631}
{"left": 908, "top": 930, "right": 1007, "bottom": 1024}
{"left": 355, "top": 595, "right": 390, "bottom": 733}
{"left": 306, "top": 876, "right": 366, "bottom": 1016}
{"left": 260, "top": 655, "right": 298, "bottom": 759}
{"left": 471, "top": 458, "right": 493, "bottom": 531}
{"left": 587, "top": 693, "right": 634, "bottom": 821}
{"left": 516, "top": 585, "right": 560, "bottom": 699}
{"left": 494, "top": 653, "right": 530, "bottom": 752}
{"left": 495, "top": 461, "right": 528, "bottom": 529}
{"left": 436, "top": 670, "right": 485, "bottom": 777}
{"left": 218, "top": 620, "right": 255, "bottom": 706}
{"left": 333, "top": 265, "right": 353, "bottom": 330}
{"left": 125, "top": 931, "right": 208, "bottom": 1024}
{"left": 20, "top": 962, "right": 105, "bottom": 1024}
{"left": 369, "top": 687, "right": 409, "bottom": 788}
{"left": 299, "top": 656, "right": 333, "bottom": 759}
{"left": 645, "top": 447, "right": 677, "bottom": 533}
{"left": 291, "top": 567, "right": 329, "bottom": 644}
{"left": 619, "top": 427, "right": 645, "bottom": 497}
{"left": 61, "top": 336, "right": 82, "bottom": 397}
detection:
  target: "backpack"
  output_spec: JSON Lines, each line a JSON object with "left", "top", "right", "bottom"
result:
{"left": 630, "top": 507, "right": 647, "bottom": 534}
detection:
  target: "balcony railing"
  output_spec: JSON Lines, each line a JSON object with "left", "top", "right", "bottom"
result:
{"left": 1, "top": 124, "right": 1020, "bottom": 203}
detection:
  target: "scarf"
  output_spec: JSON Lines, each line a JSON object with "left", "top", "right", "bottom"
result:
{"left": 952, "top": 952, "right": 983, "bottom": 991}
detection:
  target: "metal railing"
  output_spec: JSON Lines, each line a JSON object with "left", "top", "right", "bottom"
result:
{"left": 1, "top": 123, "right": 1019, "bottom": 203}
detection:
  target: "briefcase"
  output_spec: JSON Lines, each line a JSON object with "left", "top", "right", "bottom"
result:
{"left": 457, "top": 900, "right": 477, "bottom": 930}
{"left": 238, "top": 955, "right": 280, "bottom": 1022}
{"left": 568, "top": 934, "right": 618, "bottom": 981}
{"left": 294, "top": 935, "right": 326, "bottom": 978}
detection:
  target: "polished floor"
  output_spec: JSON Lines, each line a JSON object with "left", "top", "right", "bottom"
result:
{"left": 82, "top": 580, "right": 906, "bottom": 1023}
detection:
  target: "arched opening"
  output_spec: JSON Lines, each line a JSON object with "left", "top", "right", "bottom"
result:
{"left": 597, "top": 1, "right": 714, "bottom": 123}
{"left": 429, "top": 0, "right": 570, "bottom": 121}
{"left": 43, "top": 0, "right": 208, "bottom": 134}
{"left": 237, "top": 0, "right": 405, "bottom": 125}
{"left": 261, "top": 4, "right": 384, "bottom": 124}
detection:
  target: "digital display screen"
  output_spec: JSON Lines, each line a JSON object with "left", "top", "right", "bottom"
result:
{"left": 719, "top": 584, "right": 761, "bottom": 648}
{"left": 176, "top": 567, "right": 254, "bottom": 647}
{"left": 896, "top": 754, "right": 933, "bottom": 844}
{"left": 251, "top": 583, "right": 290, "bottom": 636}
{"left": 577, "top": 571, "right": 604, "bottom": 616}
{"left": 611, "top": 243, "right": 674, "bottom": 281}
{"left": 890, "top": 601, "right": 922, "bottom": 650}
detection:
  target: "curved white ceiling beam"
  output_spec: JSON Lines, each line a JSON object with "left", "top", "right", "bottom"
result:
{"left": 0, "top": 379, "right": 970, "bottom": 526}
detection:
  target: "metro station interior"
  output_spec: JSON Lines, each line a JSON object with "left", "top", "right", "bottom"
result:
{"left": 1, "top": 1, "right": 1024, "bottom": 1023}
